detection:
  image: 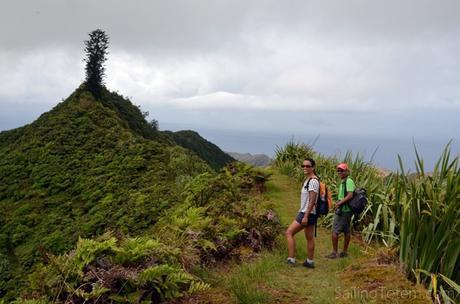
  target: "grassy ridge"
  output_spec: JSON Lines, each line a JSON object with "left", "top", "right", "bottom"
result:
{"left": 184, "top": 172, "right": 430, "bottom": 303}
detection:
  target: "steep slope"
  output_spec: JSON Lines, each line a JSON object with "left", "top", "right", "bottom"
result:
{"left": 0, "top": 87, "right": 210, "bottom": 296}
{"left": 163, "top": 130, "right": 235, "bottom": 170}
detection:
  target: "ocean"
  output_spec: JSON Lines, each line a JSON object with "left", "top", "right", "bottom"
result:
{"left": 163, "top": 123, "right": 459, "bottom": 172}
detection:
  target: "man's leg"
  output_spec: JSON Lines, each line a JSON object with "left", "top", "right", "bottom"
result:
{"left": 343, "top": 232, "right": 351, "bottom": 253}
{"left": 326, "top": 213, "right": 342, "bottom": 258}
{"left": 332, "top": 231, "right": 339, "bottom": 253}
{"left": 340, "top": 213, "right": 353, "bottom": 257}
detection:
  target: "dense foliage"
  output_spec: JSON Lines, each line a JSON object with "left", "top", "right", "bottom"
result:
{"left": 27, "top": 235, "right": 209, "bottom": 303}
{"left": 274, "top": 141, "right": 460, "bottom": 302}
{"left": 162, "top": 130, "right": 235, "bottom": 171}
{"left": 0, "top": 88, "right": 204, "bottom": 298}
{"left": 0, "top": 88, "right": 280, "bottom": 302}
{"left": 15, "top": 163, "right": 278, "bottom": 303}
{"left": 97, "top": 89, "right": 170, "bottom": 143}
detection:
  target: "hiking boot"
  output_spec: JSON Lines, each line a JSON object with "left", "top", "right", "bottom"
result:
{"left": 339, "top": 252, "right": 348, "bottom": 258}
{"left": 286, "top": 259, "right": 296, "bottom": 266}
{"left": 302, "top": 260, "right": 315, "bottom": 268}
{"left": 325, "top": 252, "right": 337, "bottom": 259}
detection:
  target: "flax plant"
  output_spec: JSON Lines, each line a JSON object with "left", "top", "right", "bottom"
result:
{"left": 395, "top": 145, "right": 460, "bottom": 287}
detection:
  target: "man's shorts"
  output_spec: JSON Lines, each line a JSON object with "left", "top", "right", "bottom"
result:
{"left": 333, "top": 212, "right": 353, "bottom": 234}
{"left": 295, "top": 212, "right": 317, "bottom": 227}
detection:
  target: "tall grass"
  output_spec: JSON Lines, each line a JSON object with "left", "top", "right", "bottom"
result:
{"left": 227, "top": 254, "right": 280, "bottom": 304}
{"left": 273, "top": 141, "right": 460, "bottom": 301}
{"left": 273, "top": 140, "right": 315, "bottom": 177}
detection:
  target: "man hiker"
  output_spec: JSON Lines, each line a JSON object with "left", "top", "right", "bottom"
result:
{"left": 326, "top": 163, "right": 355, "bottom": 259}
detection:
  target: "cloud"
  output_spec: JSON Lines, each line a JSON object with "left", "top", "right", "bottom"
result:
{"left": 3, "top": 0, "right": 460, "bottom": 49}
{"left": 0, "top": 48, "right": 83, "bottom": 103}
{"left": 105, "top": 38, "right": 460, "bottom": 113}
{"left": 0, "top": 0, "right": 459, "bottom": 144}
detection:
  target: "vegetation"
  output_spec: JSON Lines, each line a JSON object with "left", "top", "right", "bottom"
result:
{"left": 18, "top": 164, "right": 278, "bottom": 303}
{"left": 177, "top": 172, "right": 431, "bottom": 304}
{"left": 84, "top": 29, "right": 109, "bottom": 98}
{"left": 162, "top": 130, "right": 235, "bottom": 171}
{"left": 395, "top": 147, "right": 460, "bottom": 303}
{"left": 0, "top": 87, "right": 202, "bottom": 298}
{"left": 0, "top": 87, "right": 279, "bottom": 302}
{"left": 273, "top": 140, "right": 460, "bottom": 303}
{"left": 25, "top": 235, "right": 209, "bottom": 303}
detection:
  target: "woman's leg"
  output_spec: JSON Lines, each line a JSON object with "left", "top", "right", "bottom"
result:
{"left": 285, "top": 220, "right": 304, "bottom": 258}
{"left": 304, "top": 225, "right": 315, "bottom": 260}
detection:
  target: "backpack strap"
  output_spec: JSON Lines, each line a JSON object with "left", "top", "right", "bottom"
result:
{"left": 305, "top": 177, "right": 312, "bottom": 189}
{"left": 314, "top": 220, "right": 317, "bottom": 237}
{"left": 304, "top": 176, "right": 319, "bottom": 191}
{"left": 341, "top": 177, "right": 349, "bottom": 211}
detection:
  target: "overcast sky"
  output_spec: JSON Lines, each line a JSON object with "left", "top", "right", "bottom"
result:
{"left": 1, "top": 0, "right": 459, "bottom": 169}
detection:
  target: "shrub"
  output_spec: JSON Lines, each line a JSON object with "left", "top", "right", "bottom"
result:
{"left": 26, "top": 235, "right": 209, "bottom": 303}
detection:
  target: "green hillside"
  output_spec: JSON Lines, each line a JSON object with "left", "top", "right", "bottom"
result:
{"left": 0, "top": 87, "right": 202, "bottom": 295}
{"left": 0, "top": 87, "right": 279, "bottom": 301}
{"left": 163, "top": 130, "right": 235, "bottom": 170}
{"left": 4, "top": 83, "right": 455, "bottom": 303}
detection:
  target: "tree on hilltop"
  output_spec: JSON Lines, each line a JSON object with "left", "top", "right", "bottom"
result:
{"left": 84, "top": 29, "right": 109, "bottom": 98}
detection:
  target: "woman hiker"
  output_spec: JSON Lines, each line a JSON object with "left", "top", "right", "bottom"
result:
{"left": 285, "top": 158, "right": 319, "bottom": 268}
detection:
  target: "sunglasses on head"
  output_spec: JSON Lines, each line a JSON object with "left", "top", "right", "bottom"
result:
{"left": 301, "top": 164, "right": 313, "bottom": 168}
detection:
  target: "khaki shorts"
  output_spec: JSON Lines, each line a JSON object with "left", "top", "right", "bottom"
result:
{"left": 333, "top": 212, "right": 353, "bottom": 234}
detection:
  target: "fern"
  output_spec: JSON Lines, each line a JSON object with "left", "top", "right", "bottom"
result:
{"left": 138, "top": 264, "right": 181, "bottom": 285}
{"left": 74, "top": 282, "right": 110, "bottom": 300}
{"left": 114, "top": 237, "right": 164, "bottom": 264}
{"left": 73, "top": 237, "right": 116, "bottom": 272}
{"left": 188, "top": 281, "right": 211, "bottom": 294}
{"left": 138, "top": 265, "right": 199, "bottom": 300}
{"left": 196, "top": 239, "right": 217, "bottom": 252}
{"left": 10, "top": 300, "right": 49, "bottom": 304}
